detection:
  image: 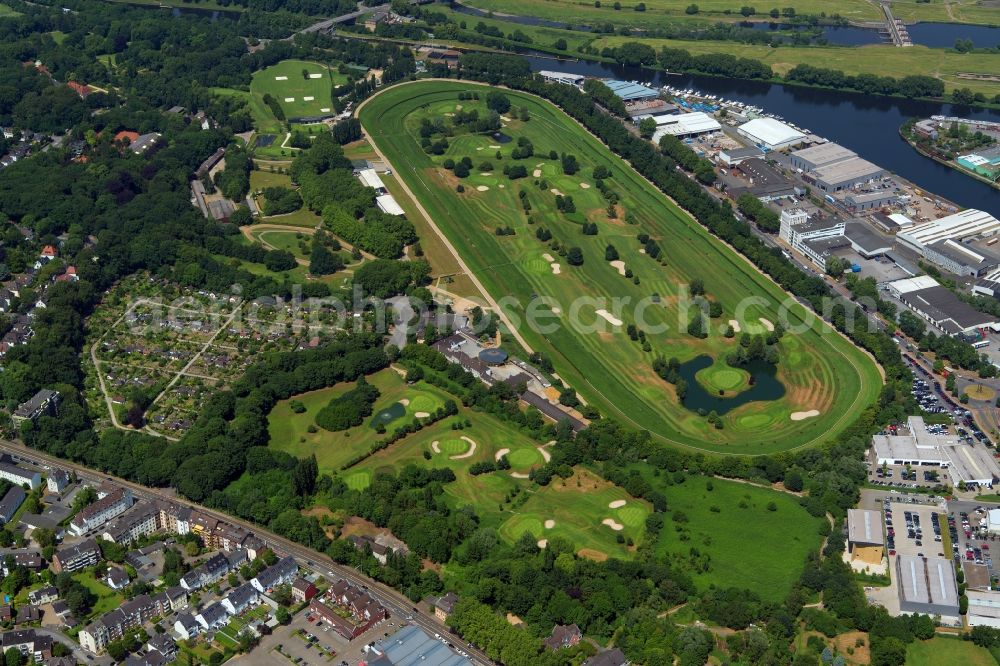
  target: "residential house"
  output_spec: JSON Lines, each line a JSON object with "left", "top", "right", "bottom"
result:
{"left": 194, "top": 602, "right": 230, "bottom": 632}
{"left": 251, "top": 556, "right": 297, "bottom": 593}
{"left": 0, "top": 629, "right": 52, "bottom": 662}
{"left": 544, "top": 624, "right": 583, "bottom": 651}
{"left": 221, "top": 583, "right": 258, "bottom": 616}
{"left": 16, "top": 605, "right": 39, "bottom": 625}
{"left": 0, "top": 487, "right": 26, "bottom": 525}
{"left": 28, "top": 587, "right": 57, "bottom": 605}
{"left": 291, "top": 577, "right": 317, "bottom": 603}
{"left": 69, "top": 487, "right": 133, "bottom": 536}
{"left": 2, "top": 550, "right": 43, "bottom": 574}
{"left": 179, "top": 553, "right": 230, "bottom": 591}
{"left": 433, "top": 592, "right": 459, "bottom": 621}
{"left": 101, "top": 501, "right": 158, "bottom": 545}
{"left": 79, "top": 592, "right": 173, "bottom": 653}
{"left": 0, "top": 457, "right": 42, "bottom": 489}
{"left": 106, "top": 566, "right": 130, "bottom": 590}
{"left": 173, "top": 612, "right": 200, "bottom": 640}
{"left": 46, "top": 469, "right": 70, "bottom": 494}
{"left": 52, "top": 539, "right": 101, "bottom": 573}
{"left": 348, "top": 534, "right": 393, "bottom": 564}
{"left": 146, "top": 633, "right": 177, "bottom": 661}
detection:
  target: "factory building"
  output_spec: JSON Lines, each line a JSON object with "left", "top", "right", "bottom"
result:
{"left": 736, "top": 118, "right": 806, "bottom": 151}
{"left": 871, "top": 415, "right": 1000, "bottom": 485}
{"left": 846, "top": 509, "right": 884, "bottom": 566}
{"left": 809, "top": 157, "right": 886, "bottom": 192}
{"left": 921, "top": 239, "right": 1000, "bottom": 277}
{"left": 896, "top": 209, "right": 1000, "bottom": 254}
{"left": 650, "top": 112, "right": 721, "bottom": 141}
{"left": 538, "top": 71, "right": 585, "bottom": 87}
{"left": 716, "top": 146, "right": 764, "bottom": 167}
{"left": 836, "top": 190, "right": 897, "bottom": 212}
{"left": 896, "top": 555, "right": 960, "bottom": 618}
{"left": 778, "top": 208, "right": 846, "bottom": 267}
{"left": 790, "top": 142, "right": 857, "bottom": 172}
{"left": 844, "top": 224, "right": 892, "bottom": 258}
{"left": 601, "top": 80, "right": 659, "bottom": 102}
{"left": 886, "top": 275, "right": 1000, "bottom": 336}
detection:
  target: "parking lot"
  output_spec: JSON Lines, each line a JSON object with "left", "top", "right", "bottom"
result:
{"left": 232, "top": 604, "right": 401, "bottom": 666}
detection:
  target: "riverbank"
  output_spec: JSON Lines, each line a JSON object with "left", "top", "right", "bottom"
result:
{"left": 899, "top": 125, "right": 1000, "bottom": 192}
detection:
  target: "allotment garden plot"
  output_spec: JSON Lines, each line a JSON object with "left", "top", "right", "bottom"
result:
{"left": 85, "top": 277, "right": 316, "bottom": 438}
{"left": 360, "top": 81, "right": 882, "bottom": 455}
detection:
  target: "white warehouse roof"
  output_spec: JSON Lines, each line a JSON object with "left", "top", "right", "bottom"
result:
{"left": 897, "top": 209, "right": 1000, "bottom": 249}
{"left": 376, "top": 194, "right": 404, "bottom": 216}
{"left": 887, "top": 275, "right": 939, "bottom": 295}
{"left": 737, "top": 118, "right": 806, "bottom": 149}
{"left": 358, "top": 168, "right": 386, "bottom": 191}
{"left": 651, "top": 112, "right": 721, "bottom": 139}
{"left": 889, "top": 213, "right": 916, "bottom": 228}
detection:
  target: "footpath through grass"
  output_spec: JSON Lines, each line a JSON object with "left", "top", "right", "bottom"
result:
{"left": 360, "top": 80, "right": 882, "bottom": 455}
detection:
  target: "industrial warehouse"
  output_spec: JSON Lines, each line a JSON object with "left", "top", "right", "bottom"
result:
{"left": 790, "top": 142, "right": 886, "bottom": 192}
{"left": 895, "top": 555, "right": 960, "bottom": 618}
{"left": 846, "top": 509, "right": 885, "bottom": 568}
{"left": 871, "top": 416, "right": 1000, "bottom": 486}
{"left": 650, "top": 111, "right": 721, "bottom": 141}
{"left": 736, "top": 117, "right": 807, "bottom": 151}
{"left": 886, "top": 275, "right": 1000, "bottom": 335}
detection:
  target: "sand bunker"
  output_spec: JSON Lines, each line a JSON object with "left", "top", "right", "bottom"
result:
{"left": 791, "top": 410, "right": 820, "bottom": 421}
{"left": 415, "top": 411, "right": 430, "bottom": 418}
{"left": 284, "top": 97, "right": 295, "bottom": 102}
{"left": 608, "top": 500, "right": 627, "bottom": 509}
{"left": 759, "top": 318, "right": 774, "bottom": 332}
{"left": 542, "top": 253, "right": 555, "bottom": 262}
{"left": 537, "top": 446, "right": 552, "bottom": 463}
{"left": 476, "top": 147, "right": 483, "bottom": 151}
{"left": 537, "top": 539, "right": 548, "bottom": 548}
{"left": 431, "top": 441, "right": 441, "bottom": 453}
{"left": 511, "top": 472, "right": 530, "bottom": 479}
{"left": 450, "top": 436, "right": 478, "bottom": 460}
{"left": 501, "top": 116, "right": 512, "bottom": 122}
{"left": 476, "top": 185, "right": 490, "bottom": 192}
{"left": 320, "top": 108, "right": 330, "bottom": 113}
{"left": 480, "top": 172, "right": 491, "bottom": 176}
{"left": 495, "top": 448, "right": 510, "bottom": 461}
{"left": 579, "top": 182, "right": 590, "bottom": 189}
{"left": 639, "top": 248, "right": 646, "bottom": 254}
{"left": 455, "top": 104, "right": 462, "bottom": 110}
{"left": 550, "top": 263, "right": 561, "bottom": 275}
{"left": 274, "top": 76, "right": 288, "bottom": 80}
{"left": 490, "top": 144, "right": 501, "bottom": 149}
{"left": 602, "top": 518, "right": 624, "bottom": 531}
{"left": 551, "top": 307, "right": 561, "bottom": 314}
{"left": 595, "top": 308, "right": 623, "bottom": 326}
{"left": 498, "top": 184, "right": 505, "bottom": 189}
{"left": 309, "top": 73, "right": 323, "bottom": 79}
{"left": 303, "top": 96, "right": 314, "bottom": 102}
{"left": 728, "top": 319, "right": 741, "bottom": 333}
{"left": 544, "top": 519, "right": 555, "bottom": 529}
{"left": 550, "top": 188, "right": 563, "bottom": 196}
{"left": 610, "top": 260, "right": 626, "bottom": 276}
{"left": 533, "top": 169, "right": 541, "bottom": 177}
{"left": 399, "top": 399, "right": 410, "bottom": 406}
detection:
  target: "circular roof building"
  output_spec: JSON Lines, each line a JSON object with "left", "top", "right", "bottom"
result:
{"left": 479, "top": 348, "right": 508, "bottom": 366}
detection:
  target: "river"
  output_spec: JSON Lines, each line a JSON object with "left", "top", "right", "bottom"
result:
{"left": 523, "top": 54, "right": 1000, "bottom": 217}
{"left": 452, "top": 2, "right": 1000, "bottom": 48}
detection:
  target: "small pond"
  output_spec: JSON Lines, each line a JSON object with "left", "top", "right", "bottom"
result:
{"left": 678, "top": 355, "right": 785, "bottom": 415}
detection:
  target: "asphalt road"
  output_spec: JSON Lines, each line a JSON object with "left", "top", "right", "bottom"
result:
{"left": 0, "top": 440, "right": 491, "bottom": 666}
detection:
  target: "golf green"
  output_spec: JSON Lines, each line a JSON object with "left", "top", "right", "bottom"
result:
{"left": 438, "top": 439, "right": 469, "bottom": 455}
{"left": 696, "top": 365, "right": 750, "bottom": 393}
{"left": 506, "top": 448, "right": 542, "bottom": 468}
{"left": 344, "top": 470, "right": 372, "bottom": 491}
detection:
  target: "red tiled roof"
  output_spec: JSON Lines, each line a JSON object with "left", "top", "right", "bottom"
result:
{"left": 114, "top": 131, "right": 139, "bottom": 144}
{"left": 67, "top": 81, "right": 91, "bottom": 98}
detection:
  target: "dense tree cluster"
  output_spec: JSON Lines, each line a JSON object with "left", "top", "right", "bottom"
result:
{"left": 315, "top": 377, "right": 381, "bottom": 431}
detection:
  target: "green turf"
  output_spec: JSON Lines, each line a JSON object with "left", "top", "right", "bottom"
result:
{"left": 696, "top": 362, "right": 750, "bottom": 394}
{"left": 642, "top": 471, "right": 823, "bottom": 601}
{"left": 268, "top": 369, "right": 457, "bottom": 473}
{"left": 506, "top": 447, "right": 542, "bottom": 468}
{"left": 438, "top": 438, "right": 470, "bottom": 455}
{"left": 74, "top": 573, "right": 125, "bottom": 620}
{"left": 0, "top": 3, "right": 21, "bottom": 16}
{"left": 359, "top": 81, "right": 883, "bottom": 455}
{"left": 250, "top": 60, "right": 346, "bottom": 122}
{"left": 905, "top": 636, "right": 996, "bottom": 666}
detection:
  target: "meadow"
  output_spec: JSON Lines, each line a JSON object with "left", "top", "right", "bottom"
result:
{"left": 642, "top": 471, "right": 823, "bottom": 601}
{"left": 592, "top": 36, "right": 1000, "bottom": 98}
{"left": 359, "top": 81, "right": 882, "bottom": 454}
{"left": 905, "top": 636, "right": 996, "bottom": 666}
